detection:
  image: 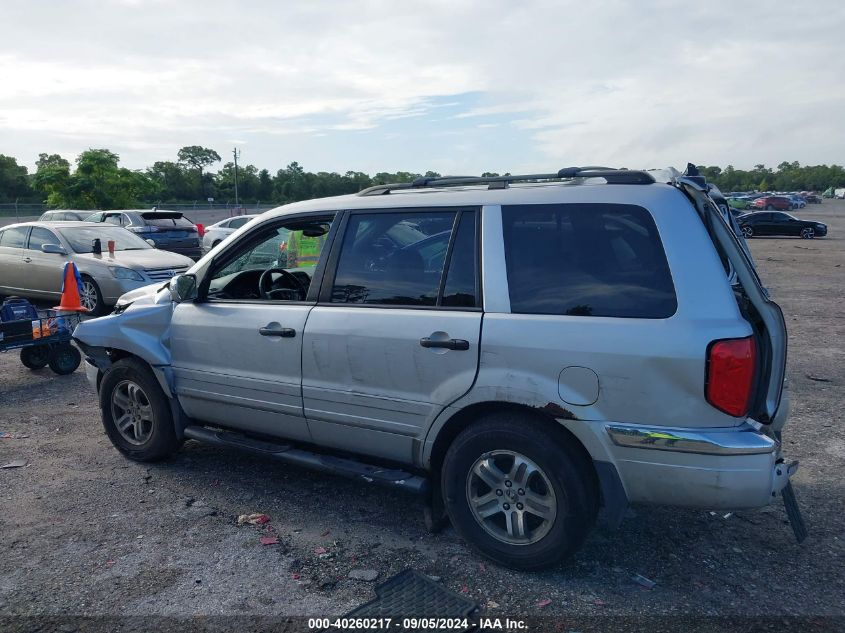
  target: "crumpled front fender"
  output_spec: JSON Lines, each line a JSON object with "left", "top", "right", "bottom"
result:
{"left": 72, "top": 288, "right": 174, "bottom": 369}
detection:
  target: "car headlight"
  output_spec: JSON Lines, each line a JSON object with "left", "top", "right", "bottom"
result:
{"left": 109, "top": 266, "right": 145, "bottom": 281}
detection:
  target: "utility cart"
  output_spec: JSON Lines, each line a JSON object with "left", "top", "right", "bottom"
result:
{"left": 0, "top": 308, "right": 83, "bottom": 375}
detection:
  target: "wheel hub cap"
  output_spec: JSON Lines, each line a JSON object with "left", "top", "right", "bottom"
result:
{"left": 111, "top": 380, "right": 154, "bottom": 445}
{"left": 466, "top": 450, "right": 557, "bottom": 546}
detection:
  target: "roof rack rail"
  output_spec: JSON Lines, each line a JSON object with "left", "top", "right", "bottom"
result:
{"left": 357, "top": 167, "right": 656, "bottom": 196}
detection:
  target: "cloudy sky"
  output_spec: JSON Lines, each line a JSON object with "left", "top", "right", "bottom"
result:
{"left": 1, "top": 0, "right": 844, "bottom": 175}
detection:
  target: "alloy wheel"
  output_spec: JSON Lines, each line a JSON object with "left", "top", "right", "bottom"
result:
{"left": 801, "top": 227, "right": 815, "bottom": 239}
{"left": 466, "top": 450, "right": 557, "bottom": 545}
{"left": 742, "top": 226, "right": 753, "bottom": 238}
{"left": 79, "top": 280, "right": 98, "bottom": 312}
{"left": 110, "top": 380, "right": 155, "bottom": 445}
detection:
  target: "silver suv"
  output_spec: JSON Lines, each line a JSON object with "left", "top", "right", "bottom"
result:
{"left": 73, "top": 167, "right": 800, "bottom": 570}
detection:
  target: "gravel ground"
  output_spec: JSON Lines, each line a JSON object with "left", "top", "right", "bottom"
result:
{"left": 1, "top": 202, "right": 843, "bottom": 626}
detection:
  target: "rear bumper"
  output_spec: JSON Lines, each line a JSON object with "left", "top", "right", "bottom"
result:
{"left": 562, "top": 419, "right": 785, "bottom": 510}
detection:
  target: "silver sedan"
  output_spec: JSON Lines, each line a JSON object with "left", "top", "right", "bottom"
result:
{"left": 0, "top": 222, "right": 195, "bottom": 315}
{"left": 201, "top": 214, "right": 257, "bottom": 254}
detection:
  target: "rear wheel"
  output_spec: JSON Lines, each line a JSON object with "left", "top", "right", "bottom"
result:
{"left": 766, "top": 204, "right": 774, "bottom": 210}
{"left": 99, "top": 357, "right": 179, "bottom": 461}
{"left": 20, "top": 346, "right": 50, "bottom": 370}
{"left": 212, "top": 239, "right": 222, "bottom": 248}
{"left": 742, "top": 225, "right": 754, "bottom": 238}
{"left": 48, "top": 343, "right": 81, "bottom": 375}
{"left": 800, "top": 227, "right": 815, "bottom": 239}
{"left": 441, "top": 413, "right": 597, "bottom": 570}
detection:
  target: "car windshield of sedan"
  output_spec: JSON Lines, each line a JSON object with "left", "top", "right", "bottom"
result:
{"left": 58, "top": 227, "right": 153, "bottom": 253}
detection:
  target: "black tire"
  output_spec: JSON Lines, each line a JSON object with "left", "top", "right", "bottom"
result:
{"left": 48, "top": 343, "right": 82, "bottom": 375}
{"left": 99, "top": 357, "right": 179, "bottom": 462}
{"left": 79, "top": 275, "right": 106, "bottom": 316}
{"left": 441, "top": 413, "right": 598, "bottom": 571}
{"left": 212, "top": 239, "right": 222, "bottom": 248}
{"left": 766, "top": 204, "right": 774, "bottom": 210}
{"left": 742, "top": 225, "right": 754, "bottom": 238}
{"left": 20, "top": 345, "right": 50, "bottom": 370}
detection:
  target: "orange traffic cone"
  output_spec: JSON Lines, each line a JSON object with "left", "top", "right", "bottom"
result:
{"left": 54, "top": 262, "right": 88, "bottom": 312}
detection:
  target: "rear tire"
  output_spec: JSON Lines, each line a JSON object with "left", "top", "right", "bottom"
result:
{"left": 48, "top": 344, "right": 81, "bottom": 375}
{"left": 441, "top": 413, "right": 598, "bottom": 570}
{"left": 766, "top": 204, "right": 774, "bottom": 210}
{"left": 742, "top": 225, "right": 754, "bottom": 238}
{"left": 20, "top": 346, "right": 50, "bottom": 370}
{"left": 99, "top": 357, "right": 179, "bottom": 462}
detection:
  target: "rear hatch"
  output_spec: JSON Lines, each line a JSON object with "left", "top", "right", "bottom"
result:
{"left": 140, "top": 212, "right": 199, "bottom": 250}
{"left": 677, "top": 178, "right": 788, "bottom": 429}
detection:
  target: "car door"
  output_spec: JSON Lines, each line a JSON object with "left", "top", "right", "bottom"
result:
{"left": 22, "top": 226, "right": 67, "bottom": 299}
{"left": 302, "top": 208, "right": 482, "bottom": 464}
{"left": 0, "top": 226, "right": 29, "bottom": 294}
{"left": 169, "top": 212, "right": 337, "bottom": 442}
{"left": 753, "top": 212, "right": 773, "bottom": 235}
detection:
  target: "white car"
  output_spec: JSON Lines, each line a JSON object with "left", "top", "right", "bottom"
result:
{"left": 201, "top": 215, "right": 257, "bottom": 254}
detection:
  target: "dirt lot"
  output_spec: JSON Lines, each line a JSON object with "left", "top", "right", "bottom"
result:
{"left": 1, "top": 202, "right": 843, "bottom": 628}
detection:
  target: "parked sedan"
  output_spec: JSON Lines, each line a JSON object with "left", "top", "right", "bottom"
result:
{"left": 201, "top": 214, "right": 257, "bottom": 254}
{"left": 751, "top": 195, "right": 793, "bottom": 211}
{"left": 38, "top": 210, "right": 91, "bottom": 221}
{"left": 0, "top": 222, "right": 194, "bottom": 314}
{"left": 84, "top": 210, "right": 202, "bottom": 259}
{"left": 737, "top": 212, "right": 828, "bottom": 239}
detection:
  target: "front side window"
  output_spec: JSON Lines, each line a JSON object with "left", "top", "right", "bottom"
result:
{"left": 502, "top": 203, "right": 676, "bottom": 318}
{"left": 206, "top": 217, "right": 333, "bottom": 301}
{"left": 228, "top": 216, "right": 251, "bottom": 230}
{"left": 27, "top": 227, "right": 60, "bottom": 250}
{"left": 105, "top": 214, "right": 123, "bottom": 226}
{"left": 330, "top": 210, "right": 478, "bottom": 308}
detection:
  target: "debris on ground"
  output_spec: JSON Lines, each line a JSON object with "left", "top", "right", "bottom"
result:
{"left": 314, "top": 547, "right": 327, "bottom": 555}
{"left": 1, "top": 433, "right": 28, "bottom": 439}
{"left": 632, "top": 573, "right": 656, "bottom": 589}
{"left": 237, "top": 513, "right": 270, "bottom": 525}
{"left": 259, "top": 535, "right": 279, "bottom": 546}
{"left": 320, "top": 529, "right": 331, "bottom": 536}
{"left": 805, "top": 374, "right": 832, "bottom": 383}
{"left": 537, "top": 598, "right": 552, "bottom": 608}
{"left": 486, "top": 600, "right": 500, "bottom": 609}
{"left": 348, "top": 569, "right": 379, "bottom": 582}
{"left": 1, "top": 459, "right": 27, "bottom": 469}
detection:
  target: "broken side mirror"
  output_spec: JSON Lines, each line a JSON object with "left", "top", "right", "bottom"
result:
{"left": 170, "top": 273, "right": 197, "bottom": 304}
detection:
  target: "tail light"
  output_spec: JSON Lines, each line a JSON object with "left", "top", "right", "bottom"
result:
{"left": 196, "top": 223, "right": 204, "bottom": 237}
{"left": 705, "top": 336, "right": 757, "bottom": 417}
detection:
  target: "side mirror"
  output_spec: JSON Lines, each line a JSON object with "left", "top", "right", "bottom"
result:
{"left": 170, "top": 273, "right": 197, "bottom": 303}
{"left": 145, "top": 239, "right": 157, "bottom": 247}
{"left": 41, "top": 243, "right": 67, "bottom": 255}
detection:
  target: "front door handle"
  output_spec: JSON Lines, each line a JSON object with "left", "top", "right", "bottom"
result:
{"left": 420, "top": 337, "right": 469, "bottom": 351}
{"left": 259, "top": 326, "right": 296, "bottom": 338}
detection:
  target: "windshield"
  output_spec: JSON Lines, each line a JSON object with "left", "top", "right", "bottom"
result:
{"left": 58, "top": 227, "right": 152, "bottom": 253}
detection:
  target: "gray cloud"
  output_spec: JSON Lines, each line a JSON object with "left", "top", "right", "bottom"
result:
{"left": 1, "top": 0, "right": 843, "bottom": 173}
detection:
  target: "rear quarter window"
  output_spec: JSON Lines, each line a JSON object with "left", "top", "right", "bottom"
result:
{"left": 502, "top": 203, "right": 677, "bottom": 318}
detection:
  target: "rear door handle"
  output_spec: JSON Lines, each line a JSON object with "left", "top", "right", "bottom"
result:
{"left": 419, "top": 337, "right": 470, "bottom": 351}
{"left": 259, "top": 326, "right": 296, "bottom": 338}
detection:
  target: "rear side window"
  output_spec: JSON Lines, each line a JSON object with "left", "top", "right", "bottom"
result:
{"left": 229, "top": 217, "right": 251, "bottom": 229}
{"left": 502, "top": 203, "right": 676, "bottom": 318}
{"left": 0, "top": 227, "right": 28, "bottom": 248}
{"left": 330, "top": 210, "right": 478, "bottom": 308}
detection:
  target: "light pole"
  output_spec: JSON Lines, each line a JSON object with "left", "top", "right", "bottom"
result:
{"left": 233, "top": 147, "right": 240, "bottom": 211}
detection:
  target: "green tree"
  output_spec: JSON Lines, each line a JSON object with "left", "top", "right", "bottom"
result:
{"left": 177, "top": 145, "right": 221, "bottom": 198}
{"left": 31, "top": 154, "right": 71, "bottom": 206}
{"left": 0, "top": 155, "right": 33, "bottom": 202}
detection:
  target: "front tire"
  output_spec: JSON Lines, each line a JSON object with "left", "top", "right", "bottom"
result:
{"left": 99, "top": 357, "right": 179, "bottom": 462}
{"left": 742, "top": 225, "right": 754, "bottom": 238}
{"left": 79, "top": 275, "right": 106, "bottom": 315}
{"left": 441, "top": 413, "right": 598, "bottom": 571}
{"left": 801, "top": 227, "right": 815, "bottom": 239}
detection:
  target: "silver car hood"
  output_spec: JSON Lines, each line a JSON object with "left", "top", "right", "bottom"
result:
{"left": 75, "top": 249, "right": 194, "bottom": 270}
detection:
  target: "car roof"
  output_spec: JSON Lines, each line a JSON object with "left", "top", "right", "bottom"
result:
{"left": 2, "top": 221, "right": 117, "bottom": 229}
{"left": 258, "top": 179, "right": 688, "bottom": 221}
